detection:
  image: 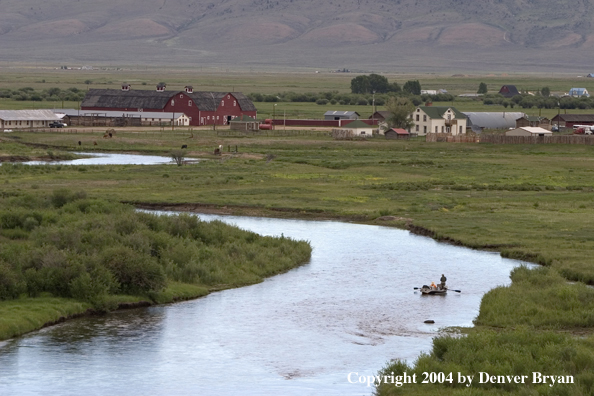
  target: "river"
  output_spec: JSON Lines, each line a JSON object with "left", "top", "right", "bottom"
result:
{"left": 0, "top": 213, "right": 530, "bottom": 396}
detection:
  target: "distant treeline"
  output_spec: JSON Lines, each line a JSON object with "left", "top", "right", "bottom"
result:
{"left": 483, "top": 93, "right": 594, "bottom": 110}
{"left": 0, "top": 87, "right": 86, "bottom": 102}
{"left": 0, "top": 188, "right": 311, "bottom": 310}
{"left": 247, "top": 91, "right": 454, "bottom": 106}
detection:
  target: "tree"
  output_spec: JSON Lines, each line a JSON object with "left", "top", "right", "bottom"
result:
{"left": 541, "top": 87, "right": 551, "bottom": 97}
{"left": 350, "top": 75, "right": 371, "bottom": 94}
{"left": 384, "top": 97, "right": 415, "bottom": 130}
{"left": 403, "top": 80, "right": 421, "bottom": 95}
{"left": 368, "top": 74, "right": 389, "bottom": 93}
{"left": 477, "top": 82, "right": 488, "bottom": 94}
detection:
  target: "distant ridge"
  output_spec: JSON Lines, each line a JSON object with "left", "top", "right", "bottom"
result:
{"left": 0, "top": 0, "right": 592, "bottom": 72}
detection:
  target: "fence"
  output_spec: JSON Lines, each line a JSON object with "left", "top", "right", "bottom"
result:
{"left": 216, "top": 129, "right": 331, "bottom": 137}
{"left": 425, "top": 133, "right": 479, "bottom": 143}
{"left": 479, "top": 134, "right": 594, "bottom": 145}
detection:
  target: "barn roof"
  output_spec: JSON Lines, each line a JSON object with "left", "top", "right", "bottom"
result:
{"left": 0, "top": 109, "right": 59, "bottom": 121}
{"left": 499, "top": 85, "right": 520, "bottom": 98}
{"left": 369, "top": 111, "right": 391, "bottom": 120}
{"left": 81, "top": 89, "right": 257, "bottom": 112}
{"left": 551, "top": 114, "right": 594, "bottom": 122}
{"left": 463, "top": 112, "right": 525, "bottom": 130}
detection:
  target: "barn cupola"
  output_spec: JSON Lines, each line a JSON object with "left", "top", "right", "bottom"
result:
{"left": 185, "top": 85, "right": 193, "bottom": 94}
{"left": 121, "top": 83, "right": 131, "bottom": 91}
{"left": 156, "top": 83, "right": 166, "bottom": 92}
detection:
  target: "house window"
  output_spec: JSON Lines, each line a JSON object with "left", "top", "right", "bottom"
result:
{"left": 152, "top": 118, "right": 154, "bottom": 121}
{"left": 423, "top": 115, "right": 427, "bottom": 122}
{"left": 441, "top": 126, "right": 445, "bottom": 133}
{"left": 415, "top": 125, "right": 419, "bottom": 132}
{"left": 216, "top": 116, "right": 219, "bottom": 120}
{"left": 222, "top": 101, "right": 224, "bottom": 106}
{"left": 416, "top": 115, "right": 419, "bottom": 121}
{"left": 234, "top": 100, "right": 236, "bottom": 106}
{"left": 188, "top": 100, "right": 192, "bottom": 106}
{"left": 207, "top": 116, "right": 210, "bottom": 120}
{"left": 171, "top": 100, "right": 175, "bottom": 106}
{"left": 435, "top": 126, "right": 438, "bottom": 133}
{"left": 423, "top": 126, "right": 427, "bottom": 133}
{"left": 180, "top": 94, "right": 183, "bottom": 98}
{"left": 459, "top": 126, "right": 463, "bottom": 134}
{"left": 227, "top": 95, "right": 230, "bottom": 99}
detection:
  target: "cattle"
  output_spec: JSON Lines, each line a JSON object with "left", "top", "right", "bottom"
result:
{"left": 78, "top": 141, "right": 81, "bottom": 146}
{"left": 181, "top": 144, "right": 188, "bottom": 149}
{"left": 93, "top": 141, "right": 97, "bottom": 146}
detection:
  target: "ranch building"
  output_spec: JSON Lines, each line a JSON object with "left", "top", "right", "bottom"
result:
{"left": 0, "top": 110, "right": 60, "bottom": 130}
{"left": 81, "top": 84, "right": 257, "bottom": 127}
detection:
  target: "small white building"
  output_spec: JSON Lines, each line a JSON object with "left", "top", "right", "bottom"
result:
{"left": 0, "top": 110, "right": 60, "bottom": 130}
{"left": 342, "top": 119, "right": 374, "bottom": 137}
{"left": 505, "top": 127, "right": 553, "bottom": 137}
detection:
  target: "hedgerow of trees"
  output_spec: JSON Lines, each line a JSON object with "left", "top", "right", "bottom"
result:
{"left": 0, "top": 188, "right": 311, "bottom": 310}
{"left": 0, "top": 87, "right": 86, "bottom": 102}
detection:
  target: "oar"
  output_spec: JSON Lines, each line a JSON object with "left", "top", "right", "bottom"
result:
{"left": 451, "top": 289, "right": 462, "bottom": 293}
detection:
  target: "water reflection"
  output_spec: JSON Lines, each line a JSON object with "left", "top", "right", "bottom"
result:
{"left": 0, "top": 214, "right": 531, "bottom": 396}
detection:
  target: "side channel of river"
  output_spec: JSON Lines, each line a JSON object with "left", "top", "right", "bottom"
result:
{"left": 0, "top": 213, "right": 531, "bottom": 396}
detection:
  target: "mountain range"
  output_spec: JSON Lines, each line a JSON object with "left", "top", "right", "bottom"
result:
{"left": 0, "top": 0, "right": 592, "bottom": 72}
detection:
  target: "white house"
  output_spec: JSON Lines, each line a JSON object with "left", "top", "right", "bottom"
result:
{"left": 505, "top": 127, "right": 553, "bottom": 137}
{"left": 410, "top": 106, "right": 467, "bottom": 136}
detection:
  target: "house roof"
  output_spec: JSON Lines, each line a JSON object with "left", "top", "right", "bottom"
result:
{"left": 324, "top": 111, "right": 360, "bottom": 116}
{"left": 342, "top": 120, "right": 372, "bottom": 129}
{"left": 0, "top": 109, "right": 59, "bottom": 121}
{"left": 81, "top": 89, "right": 256, "bottom": 112}
{"left": 463, "top": 112, "right": 525, "bottom": 130}
{"left": 369, "top": 111, "right": 391, "bottom": 120}
{"left": 419, "top": 106, "right": 466, "bottom": 120}
{"left": 551, "top": 114, "right": 594, "bottom": 122}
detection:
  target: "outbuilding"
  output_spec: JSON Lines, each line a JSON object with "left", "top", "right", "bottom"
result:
{"left": 385, "top": 128, "right": 410, "bottom": 139}
{"left": 499, "top": 85, "right": 520, "bottom": 98}
{"left": 464, "top": 112, "right": 525, "bottom": 133}
{"left": 324, "top": 110, "right": 359, "bottom": 121}
{"left": 0, "top": 110, "right": 60, "bottom": 130}
{"left": 505, "top": 127, "right": 553, "bottom": 137}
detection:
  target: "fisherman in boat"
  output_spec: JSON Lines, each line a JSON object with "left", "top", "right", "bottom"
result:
{"left": 430, "top": 282, "right": 437, "bottom": 290}
{"left": 440, "top": 274, "right": 447, "bottom": 290}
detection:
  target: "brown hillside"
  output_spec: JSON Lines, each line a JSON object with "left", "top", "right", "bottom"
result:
{"left": 0, "top": 0, "right": 593, "bottom": 72}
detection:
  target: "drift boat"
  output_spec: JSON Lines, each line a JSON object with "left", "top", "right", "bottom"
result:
{"left": 418, "top": 285, "right": 447, "bottom": 295}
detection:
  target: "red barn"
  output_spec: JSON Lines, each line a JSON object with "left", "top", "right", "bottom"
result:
{"left": 81, "top": 84, "right": 257, "bottom": 126}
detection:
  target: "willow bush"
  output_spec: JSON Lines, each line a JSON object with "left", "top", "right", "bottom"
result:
{"left": 0, "top": 191, "right": 311, "bottom": 307}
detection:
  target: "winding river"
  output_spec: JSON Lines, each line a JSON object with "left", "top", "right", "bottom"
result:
{"left": 0, "top": 213, "right": 530, "bottom": 396}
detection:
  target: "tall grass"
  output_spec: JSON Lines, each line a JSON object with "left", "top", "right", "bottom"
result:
{"left": 0, "top": 190, "right": 311, "bottom": 311}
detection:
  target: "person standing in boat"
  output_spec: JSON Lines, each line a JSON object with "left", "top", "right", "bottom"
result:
{"left": 440, "top": 274, "right": 447, "bottom": 290}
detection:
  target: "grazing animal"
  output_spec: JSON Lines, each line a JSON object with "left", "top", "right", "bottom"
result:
{"left": 181, "top": 144, "right": 188, "bottom": 149}
{"left": 78, "top": 141, "right": 81, "bottom": 146}
{"left": 93, "top": 141, "right": 97, "bottom": 146}
{"left": 109, "top": 132, "right": 113, "bottom": 138}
